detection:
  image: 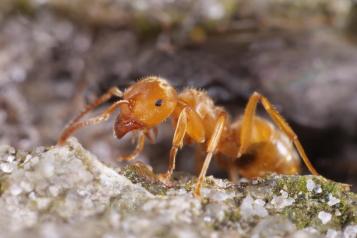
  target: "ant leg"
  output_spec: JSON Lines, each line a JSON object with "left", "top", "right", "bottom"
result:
{"left": 239, "top": 92, "right": 318, "bottom": 175}
{"left": 227, "top": 161, "right": 239, "bottom": 183}
{"left": 194, "top": 144, "right": 205, "bottom": 175}
{"left": 194, "top": 113, "right": 226, "bottom": 197}
{"left": 215, "top": 156, "right": 239, "bottom": 183}
{"left": 118, "top": 131, "right": 145, "bottom": 161}
{"left": 144, "top": 127, "right": 158, "bottom": 144}
{"left": 58, "top": 87, "right": 123, "bottom": 145}
{"left": 237, "top": 92, "right": 260, "bottom": 158}
{"left": 158, "top": 107, "right": 189, "bottom": 182}
{"left": 70, "top": 87, "right": 123, "bottom": 125}
{"left": 58, "top": 100, "right": 128, "bottom": 145}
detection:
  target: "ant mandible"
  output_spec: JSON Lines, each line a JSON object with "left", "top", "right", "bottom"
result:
{"left": 58, "top": 76, "right": 319, "bottom": 197}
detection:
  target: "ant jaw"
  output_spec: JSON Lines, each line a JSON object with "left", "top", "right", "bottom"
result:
{"left": 114, "top": 116, "right": 145, "bottom": 139}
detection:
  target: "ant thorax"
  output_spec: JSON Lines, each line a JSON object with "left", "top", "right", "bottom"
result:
{"left": 178, "top": 89, "right": 221, "bottom": 122}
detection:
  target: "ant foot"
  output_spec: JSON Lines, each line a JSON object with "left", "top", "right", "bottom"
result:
{"left": 157, "top": 172, "right": 174, "bottom": 186}
{"left": 193, "top": 184, "right": 202, "bottom": 198}
{"left": 118, "top": 156, "right": 134, "bottom": 161}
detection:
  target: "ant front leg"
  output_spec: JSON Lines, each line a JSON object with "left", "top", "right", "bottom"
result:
{"left": 144, "top": 127, "right": 158, "bottom": 144}
{"left": 120, "top": 127, "right": 160, "bottom": 161}
{"left": 118, "top": 131, "right": 146, "bottom": 161}
{"left": 58, "top": 100, "right": 128, "bottom": 145}
{"left": 58, "top": 87, "right": 123, "bottom": 145}
{"left": 70, "top": 87, "right": 123, "bottom": 126}
{"left": 194, "top": 113, "right": 227, "bottom": 197}
{"left": 238, "top": 92, "right": 319, "bottom": 175}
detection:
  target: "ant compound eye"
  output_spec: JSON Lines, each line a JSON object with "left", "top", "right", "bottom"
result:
{"left": 155, "top": 99, "right": 163, "bottom": 107}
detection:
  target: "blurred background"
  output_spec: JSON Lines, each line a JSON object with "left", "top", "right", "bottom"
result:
{"left": 0, "top": 0, "right": 356, "bottom": 190}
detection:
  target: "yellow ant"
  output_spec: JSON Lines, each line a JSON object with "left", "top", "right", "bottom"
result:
{"left": 58, "top": 76, "right": 319, "bottom": 197}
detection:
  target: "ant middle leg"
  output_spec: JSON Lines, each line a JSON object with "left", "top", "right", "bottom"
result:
{"left": 194, "top": 113, "right": 226, "bottom": 197}
{"left": 238, "top": 92, "right": 318, "bottom": 175}
{"left": 194, "top": 144, "right": 205, "bottom": 176}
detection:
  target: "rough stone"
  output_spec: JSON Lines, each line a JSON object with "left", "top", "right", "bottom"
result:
{"left": 0, "top": 138, "right": 355, "bottom": 237}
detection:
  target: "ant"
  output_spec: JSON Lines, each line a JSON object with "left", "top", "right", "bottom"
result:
{"left": 58, "top": 76, "right": 319, "bottom": 197}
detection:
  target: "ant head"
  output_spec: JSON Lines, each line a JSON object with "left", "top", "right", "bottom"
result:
{"left": 114, "top": 76, "right": 178, "bottom": 138}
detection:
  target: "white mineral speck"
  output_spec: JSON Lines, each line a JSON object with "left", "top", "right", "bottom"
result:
{"left": 205, "top": 203, "right": 226, "bottom": 222}
{"left": 335, "top": 210, "right": 341, "bottom": 216}
{"left": 270, "top": 190, "right": 295, "bottom": 209}
{"left": 9, "top": 184, "right": 23, "bottom": 196}
{"left": 318, "top": 211, "right": 332, "bottom": 224}
{"left": 20, "top": 181, "right": 33, "bottom": 192}
{"left": 302, "top": 227, "right": 319, "bottom": 234}
{"left": 306, "top": 179, "right": 315, "bottom": 192}
{"left": 205, "top": 0, "right": 224, "bottom": 20}
{"left": 315, "top": 185, "right": 322, "bottom": 193}
{"left": 5, "top": 155, "right": 15, "bottom": 162}
{"left": 344, "top": 225, "right": 357, "bottom": 238}
{"left": 83, "top": 198, "right": 94, "bottom": 209}
{"left": 209, "top": 190, "right": 235, "bottom": 202}
{"left": 23, "top": 154, "right": 33, "bottom": 164}
{"left": 29, "top": 192, "right": 37, "bottom": 200}
{"left": 39, "top": 159, "right": 55, "bottom": 177}
{"left": 327, "top": 194, "right": 340, "bottom": 206}
{"left": 240, "top": 195, "right": 268, "bottom": 218}
{"left": 203, "top": 216, "right": 212, "bottom": 223}
{"left": 49, "top": 185, "right": 60, "bottom": 197}
{"left": 212, "top": 178, "right": 227, "bottom": 188}
{"left": 200, "top": 188, "right": 211, "bottom": 197}
{"left": 36, "top": 197, "right": 51, "bottom": 210}
{"left": 0, "top": 162, "right": 14, "bottom": 173}
{"left": 326, "top": 229, "right": 342, "bottom": 238}
{"left": 29, "top": 156, "right": 39, "bottom": 167}
{"left": 109, "top": 211, "right": 121, "bottom": 228}
{"left": 40, "top": 223, "right": 60, "bottom": 238}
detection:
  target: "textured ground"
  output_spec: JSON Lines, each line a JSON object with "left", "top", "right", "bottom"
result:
{"left": 0, "top": 138, "right": 355, "bottom": 238}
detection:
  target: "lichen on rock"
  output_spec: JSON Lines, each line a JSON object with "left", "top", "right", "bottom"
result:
{"left": 0, "top": 138, "right": 355, "bottom": 237}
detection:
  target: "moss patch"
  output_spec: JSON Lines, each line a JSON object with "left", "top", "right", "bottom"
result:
{"left": 269, "top": 175, "right": 357, "bottom": 232}
{"left": 120, "top": 163, "right": 169, "bottom": 196}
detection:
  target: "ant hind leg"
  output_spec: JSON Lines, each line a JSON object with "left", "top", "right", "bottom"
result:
{"left": 239, "top": 92, "right": 319, "bottom": 175}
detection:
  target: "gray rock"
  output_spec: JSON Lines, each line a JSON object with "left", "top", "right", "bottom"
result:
{"left": 0, "top": 138, "right": 355, "bottom": 237}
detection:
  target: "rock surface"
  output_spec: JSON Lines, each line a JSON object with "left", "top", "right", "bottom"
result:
{"left": 0, "top": 138, "right": 356, "bottom": 237}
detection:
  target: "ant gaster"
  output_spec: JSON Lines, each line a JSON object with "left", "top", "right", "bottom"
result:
{"left": 58, "top": 76, "right": 319, "bottom": 197}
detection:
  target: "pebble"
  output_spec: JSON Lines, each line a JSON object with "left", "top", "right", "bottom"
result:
{"left": 240, "top": 195, "right": 268, "bottom": 218}
{"left": 327, "top": 194, "right": 340, "bottom": 206}
{"left": 318, "top": 211, "right": 332, "bottom": 225}
{"left": 306, "top": 179, "right": 315, "bottom": 192}
{"left": 270, "top": 190, "right": 295, "bottom": 209}
{"left": 0, "top": 162, "right": 14, "bottom": 173}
